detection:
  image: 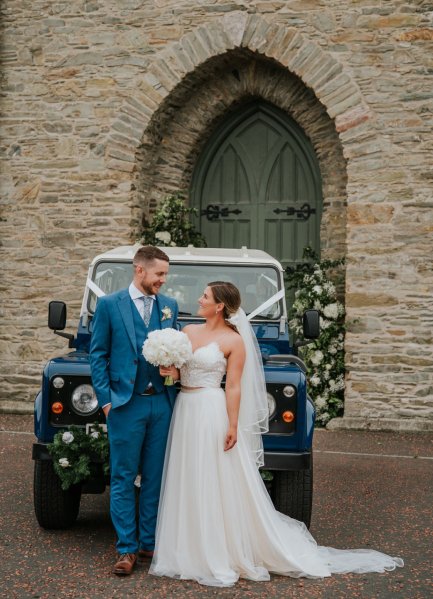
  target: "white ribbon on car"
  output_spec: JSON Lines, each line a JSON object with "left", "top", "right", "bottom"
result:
{"left": 87, "top": 278, "right": 106, "bottom": 298}
{"left": 246, "top": 289, "right": 285, "bottom": 321}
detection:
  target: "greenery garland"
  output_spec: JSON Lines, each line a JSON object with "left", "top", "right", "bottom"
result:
{"left": 286, "top": 247, "right": 346, "bottom": 425}
{"left": 47, "top": 424, "right": 109, "bottom": 490}
{"left": 139, "top": 192, "right": 207, "bottom": 248}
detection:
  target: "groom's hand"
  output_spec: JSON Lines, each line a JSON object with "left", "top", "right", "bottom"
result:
{"left": 224, "top": 426, "right": 237, "bottom": 451}
{"left": 102, "top": 403, "right": 111, "bottom": 418}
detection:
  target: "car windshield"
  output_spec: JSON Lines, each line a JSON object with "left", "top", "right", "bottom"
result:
{"left": 88, "top": 261, "right": 283, "bottom": 319}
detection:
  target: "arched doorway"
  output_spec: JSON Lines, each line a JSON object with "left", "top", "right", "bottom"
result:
{"left": 190, "top": 101, "right": 323, "bottom": 271}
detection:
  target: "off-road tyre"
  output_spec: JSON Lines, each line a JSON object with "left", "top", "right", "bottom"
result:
{"left": 34, "top": 459, "right": 81, "bottom": 529}
{"left": 271, "top": 456, "right": 313, "bottom": 528}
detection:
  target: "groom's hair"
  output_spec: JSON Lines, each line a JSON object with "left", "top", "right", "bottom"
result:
{"left": 133, "top": 245, "right": 169, "bottom": 267}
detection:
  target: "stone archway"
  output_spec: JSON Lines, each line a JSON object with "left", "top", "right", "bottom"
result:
{"left": 105, "top": 12, "right": 370, "bottom": 262}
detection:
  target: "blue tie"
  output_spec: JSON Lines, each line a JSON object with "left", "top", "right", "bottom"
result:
{"left": 142, "top": 295, "right": 153, "bottom": 327}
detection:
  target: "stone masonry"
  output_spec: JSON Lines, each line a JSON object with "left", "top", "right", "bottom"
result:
{"left": 0, "top": 1, "right": 432, "bottom": 430}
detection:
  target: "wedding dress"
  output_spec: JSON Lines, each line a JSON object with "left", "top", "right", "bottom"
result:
{"left": 149, "top": 341, "right": 403, "bottom": 587}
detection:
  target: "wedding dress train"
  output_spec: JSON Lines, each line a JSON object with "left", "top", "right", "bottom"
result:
{"left": 149, "top": 342, "right": 403, "bottom": 587}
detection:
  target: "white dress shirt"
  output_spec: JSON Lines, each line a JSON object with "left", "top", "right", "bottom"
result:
{"left": 129, "top": 282, "right": 155, "bottom": 318}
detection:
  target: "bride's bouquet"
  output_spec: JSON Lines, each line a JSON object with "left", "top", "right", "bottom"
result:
{"left": 142, "top": 329, "right": 192, "bottom": 385}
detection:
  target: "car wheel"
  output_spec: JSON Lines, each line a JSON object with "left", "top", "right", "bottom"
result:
{"left": 271, "top": 455, "right": 313, "bottom": 528}
{"left": 34, "top": 460, "right": 81, "bottom": 529}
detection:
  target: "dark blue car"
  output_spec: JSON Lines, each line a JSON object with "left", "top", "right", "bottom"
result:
{"left": 33, "top": 246, "right": 319, "bottom": 529}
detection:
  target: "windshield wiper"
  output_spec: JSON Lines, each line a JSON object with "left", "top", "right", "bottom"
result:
{"left": 178, "top": 311, "right": 193, "bottom": 316}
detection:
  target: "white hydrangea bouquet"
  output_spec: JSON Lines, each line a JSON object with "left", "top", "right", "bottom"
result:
{"left": 143, "top": 328, "right": 192, "bottom": 385}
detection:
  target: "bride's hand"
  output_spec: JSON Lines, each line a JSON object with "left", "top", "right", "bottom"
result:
{"left": 159, "top": 365, "right": 180, "bottom": 380}
{"left": 224, "top": 426, "right": 237, "bottom": 451}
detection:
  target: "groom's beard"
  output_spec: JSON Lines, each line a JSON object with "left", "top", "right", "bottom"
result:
{"left": 142, "top": 281, "right": 161, "bottom": 296}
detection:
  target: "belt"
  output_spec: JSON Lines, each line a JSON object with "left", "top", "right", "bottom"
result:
{"left": 136, "top": 386, "right": 157, "bottom": 396}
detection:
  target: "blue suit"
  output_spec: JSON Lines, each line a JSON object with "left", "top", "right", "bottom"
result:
{"left": 89, "top": 288, "right": 178, "bottom": 554}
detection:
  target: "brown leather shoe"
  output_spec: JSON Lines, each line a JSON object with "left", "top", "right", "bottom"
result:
{"left": 113, "top": 553, "right": 137, "bottom": 576}
{"left": 138, "top": 549, "right": 154, "bottom": 562}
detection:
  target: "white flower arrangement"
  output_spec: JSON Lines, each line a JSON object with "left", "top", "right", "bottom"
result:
{"left": 287, "top": 248, "right": 345, "bottom": 425}
{"left": 48, "top": 424, "right": 109, "bottom": 490}
{"left": 142, "top": 328, "right": 192, "bottom": 385}
{"left": 155, "top": 231, "right": 172, "bottom": 244}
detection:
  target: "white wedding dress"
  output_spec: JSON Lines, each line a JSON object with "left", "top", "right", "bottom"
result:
{"left": 149, "top": 342, "right": 403, "bottom": 587}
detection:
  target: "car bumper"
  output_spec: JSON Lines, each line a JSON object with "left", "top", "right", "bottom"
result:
{"left": 33, "top": 444, "right": 311, "bottom": 472}
{"left": 263, "top": 451, "right": 311, "bottom": 470}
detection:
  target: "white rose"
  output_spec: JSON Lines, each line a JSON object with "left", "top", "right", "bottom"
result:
{"left": 90, "top": 431, "right": 100, "bottom": 439}
{"left": 323, "top": 303, "right": 339, "bottom": 320}
{"left": 311, "top": 350, "right": 324, "bottom": 366}
{"left": 324, "top": 282, "right": 336, "bottom": 294}
{"left": 310, "top": 374, "right": 321, "bottom": 387}
{"left": 155, "top": 231, "right": 171, "bottom": 244}
{"left": 62, "top": 431, "right": 74, "bottom": 444}
{"left": 315, "top": 396, "right": 327, "bottom": 410}
{"left": 320, "top": 317, "right": 331, "bottom": 329}
{"left": 59, "top": 458, "right": 70, "bottom": 468}
{"left": 313, "top": 285, "right": 322, "bottom": 294}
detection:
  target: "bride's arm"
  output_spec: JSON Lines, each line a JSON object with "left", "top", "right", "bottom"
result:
{"left": 224, "top": 337, "right": 246, "bottom": 451}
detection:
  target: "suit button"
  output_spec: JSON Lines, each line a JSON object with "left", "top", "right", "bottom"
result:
{"left": 130, "top": 379, "right": 134, "bottom": 384}
{"left": 133, "top": 359, "right": 138, "bottom": 365}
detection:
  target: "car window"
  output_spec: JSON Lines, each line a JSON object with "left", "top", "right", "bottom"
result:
{"left": 88, "top": 261, "right": 282, "bottom": 319}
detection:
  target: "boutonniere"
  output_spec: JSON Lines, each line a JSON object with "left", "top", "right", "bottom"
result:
{"left": 161, "top": 306, "right": 172, "bottom": 321}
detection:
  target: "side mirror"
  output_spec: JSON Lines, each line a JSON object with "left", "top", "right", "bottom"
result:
{"left": 303, "top": 309, "right": 320, "bottom": 339}
{"left": 48, "top": 301, "right": 67, "bottom": 330}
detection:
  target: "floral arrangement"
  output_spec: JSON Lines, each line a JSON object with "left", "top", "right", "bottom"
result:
{"left": 286, "top": 247, "right": 345, "bottom": 426}
{"left": 138, "top": 192, "right": 207, "bottom": 248}
{"left": 142, "top": 328, "right": 193, "bottom": 385}
{"left": 47, "top": 424, "right": 109, "bottom": 490}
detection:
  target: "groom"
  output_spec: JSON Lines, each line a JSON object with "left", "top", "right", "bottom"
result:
{"left": 90, "top": 245, "right": 178, "bottom": 576}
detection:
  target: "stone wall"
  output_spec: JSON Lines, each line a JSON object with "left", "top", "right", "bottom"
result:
{"left": 0, "top": 1, "right": 432, "bottom": 429}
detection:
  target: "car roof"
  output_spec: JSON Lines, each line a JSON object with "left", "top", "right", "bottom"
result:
{"left": 90, "top": 245, "right": 284, "bottom": 271}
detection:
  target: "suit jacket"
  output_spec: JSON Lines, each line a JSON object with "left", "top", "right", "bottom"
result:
{"left": 89, "top": 288, "right": 179, "bottom": 410}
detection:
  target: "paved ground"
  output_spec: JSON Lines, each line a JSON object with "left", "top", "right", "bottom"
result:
{"left": 0, "top": 414, "right": 432, "bottom": 599}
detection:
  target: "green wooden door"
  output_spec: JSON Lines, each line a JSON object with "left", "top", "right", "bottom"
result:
{"left": 190, "top": 102, "right": 322, "bottom": 271}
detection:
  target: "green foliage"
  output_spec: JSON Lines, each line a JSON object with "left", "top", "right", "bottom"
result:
{"left": 47, "top": 424, "right": 109, "bottom": 490}
{"left": 139, "top": 193, "right": 207, "bottom": 248}
{"left": 286, "top": 247, "right": 346, "bottom": 426}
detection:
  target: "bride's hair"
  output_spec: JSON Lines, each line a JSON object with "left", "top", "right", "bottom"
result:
{"left": 208, "top": 281, "right": 241, "bottom": 332}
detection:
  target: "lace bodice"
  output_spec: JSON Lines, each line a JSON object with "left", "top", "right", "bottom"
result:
{"left": 180, "top": 342, "right": 227, "bottom": 388}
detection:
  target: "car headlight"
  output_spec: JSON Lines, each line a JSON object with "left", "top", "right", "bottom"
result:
{"left": 71, "top": 384, "right": 98, "bottom": 415}
{"left": 283, "top": 385, "right": 296, "bottom": 398}
{"left": 267, "top": 393, "right": 276, "bottom": 419}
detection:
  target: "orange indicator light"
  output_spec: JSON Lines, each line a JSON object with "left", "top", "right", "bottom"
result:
{"left": 51, "top": 402, "right": 64, "bottom": 414}
{"left": 282, "top": 410, "right": 294, "bottom": 423}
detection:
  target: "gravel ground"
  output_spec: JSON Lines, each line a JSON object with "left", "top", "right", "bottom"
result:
{"left": 0, "top": 415, "right": 432, "bottom": 599}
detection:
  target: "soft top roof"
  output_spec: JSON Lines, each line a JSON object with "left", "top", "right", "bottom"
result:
{"left": 90, "top": 245, "right": 284, "bottom": 271}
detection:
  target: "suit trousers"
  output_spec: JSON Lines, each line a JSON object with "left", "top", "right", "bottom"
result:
{"left": 107, "top": 391, "right": 172, "bottom": 554}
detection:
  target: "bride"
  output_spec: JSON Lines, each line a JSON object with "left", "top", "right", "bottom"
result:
{"left": 150, "top": 281, "right": 403, "bottom": 587}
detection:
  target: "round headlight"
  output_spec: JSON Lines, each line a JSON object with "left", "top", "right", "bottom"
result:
{"left": 71, "top": 384, "right": 98, "bottom": 415}
{"left": 283, "top": 385, "right": 296, "bottom": 398}
{"left": 52, "top": 377, "right": 65, "bottom": 389}
{"left": 267, "top": 392, "right": 276, "bottom": 419}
